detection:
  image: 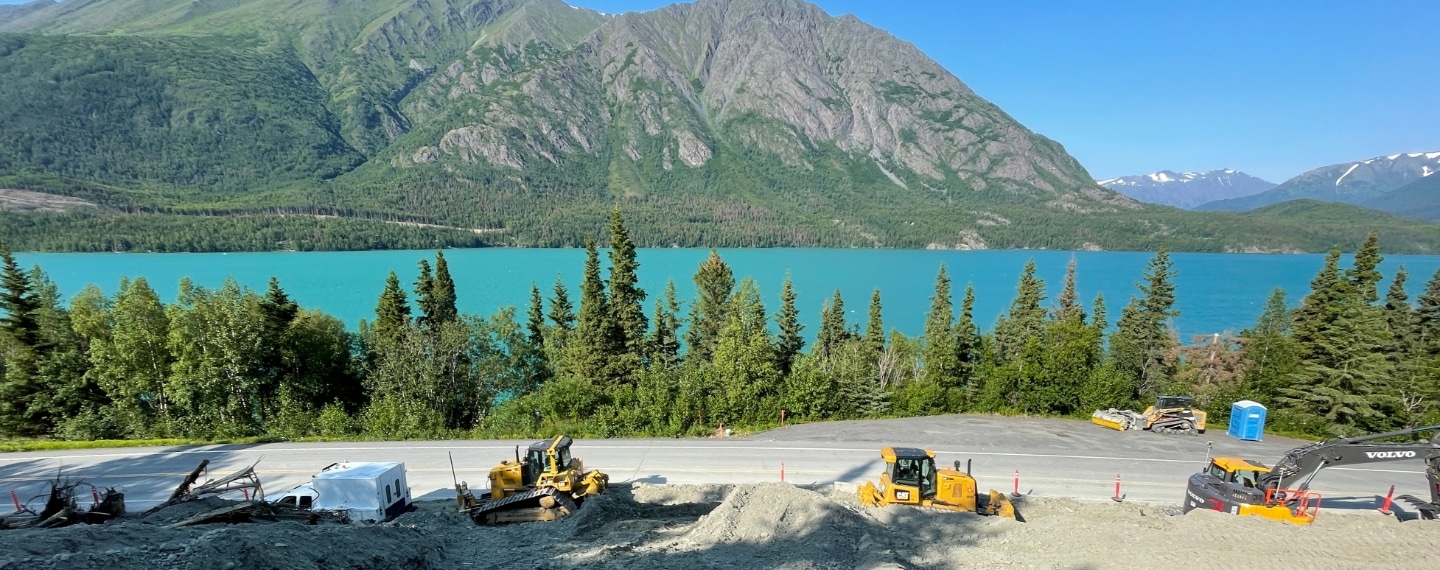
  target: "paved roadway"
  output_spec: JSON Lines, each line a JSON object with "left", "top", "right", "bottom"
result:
{"left": 0, "top": 415, "right": 1427, "bottom": 513}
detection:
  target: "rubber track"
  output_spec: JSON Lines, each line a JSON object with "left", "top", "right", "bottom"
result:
{"left": 470, "top": 487, "right": 581, "bottom": 520}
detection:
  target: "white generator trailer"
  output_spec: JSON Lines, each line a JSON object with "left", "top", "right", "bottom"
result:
{"left": 273, "top": 462, "right": 410, "bottom": 522}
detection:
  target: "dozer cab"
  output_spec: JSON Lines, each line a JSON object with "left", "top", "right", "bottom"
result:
{"left": 1092, "top": 395, "right": 1207, "bottom": 434}
{"left": 857, "top": 447, "right": 1020, "bottom": 521}
{"left": 455, "top": 435, "right": 609, "bottom": 524}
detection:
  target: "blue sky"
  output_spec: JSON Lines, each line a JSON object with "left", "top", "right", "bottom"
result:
{"left": 5, "top": 0, "right": 1436, "bottom": 182}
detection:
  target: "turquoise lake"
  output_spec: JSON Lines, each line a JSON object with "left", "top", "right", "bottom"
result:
{"left": 16, "top": 249, "right": 1440, "bottom": 340}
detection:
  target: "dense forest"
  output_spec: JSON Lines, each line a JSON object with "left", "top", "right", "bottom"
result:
{"left": 0, "top": 210, "right": 1435, "bottom": 442}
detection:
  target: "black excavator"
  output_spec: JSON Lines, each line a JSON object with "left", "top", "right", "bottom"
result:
{"left": 1183, "top": 425, "right": 1440, "bottom": 523}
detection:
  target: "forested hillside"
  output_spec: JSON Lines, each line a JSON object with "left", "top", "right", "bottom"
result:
{"left": 1, "top": 212, "right": 1432, "bottom": 442}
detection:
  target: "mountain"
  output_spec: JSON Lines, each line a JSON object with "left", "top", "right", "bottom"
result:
{"left": 1363, "top": 174, "right": 1440, "bottom": 221}
{"left": 1097, "top": 169, "right": 1275, "bottom": 209}
{"left": 0, "top": 1, "right": 53, "bottom": 25}
{"left": 1196, "top": 152, "right": 1440, "bottom": 212}
{"left": 0, "top": 0, "right": 1434, "bottom": 253}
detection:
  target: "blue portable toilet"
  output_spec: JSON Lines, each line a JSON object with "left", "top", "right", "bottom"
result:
{"left": 1227, "top": 400, "right": 1267, "bottom": 441}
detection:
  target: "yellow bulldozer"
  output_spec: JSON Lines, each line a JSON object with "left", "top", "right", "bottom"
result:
{"left": 1092, "top": 395, "right": 1207, "bottom": 435}
{"left": 454, "top": 435, "right": 609, "bottom": 524}
{"left": 857, "top": 447, "right": 1020, "bottom": 521}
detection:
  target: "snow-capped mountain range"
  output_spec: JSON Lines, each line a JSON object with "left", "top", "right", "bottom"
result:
{"left": 1196, "top": 152, "right": 1440, "bottom": 212}
{"left": 1096, "top": 169, "right": 1276, "bottom": 209}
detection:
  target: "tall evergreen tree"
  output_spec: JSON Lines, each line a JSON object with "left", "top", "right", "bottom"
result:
{"left": 993, "top": 259, "right": 1046, "bottom": 365}
{"left": 775, "top": 274, "right": 805, "bottom": 375}
{"left": 374, "top": 271, "right": 411, "bottom": 344}
{"left": 816, "top": 289, "right": 848, "bottom": 360}
{"left": 685, "top": 250, "right": 735, "bottom": 362}
{"left": 547, "top": 275, "right": 576, "bottom": 353}
{"left": 1109, "top": 247, "right": 1179, "bottom": 398}
{"left": 921, "top": 264, "right": 958, "bottom": 388}
{"left": 1347, "top": 231, "right": 1383, "bottom": 304}
{"left": 258, "top": 276, "right": 299, "bottom": 407}
{"left": 413, "top": 259, "right": 435, "bottom": 329}
{"left": 566, "top": 236, "right": 615, "bottom": 384}
{"left": 0, "top": 249, "right": 40, "bottom": 348}
{"left": 606, "top": 207, "right": 647, "bottom": 364}
{"left": 1054, "top": 256, "right": 1083, "bottom": 322}
{"left": 954, "top": 283, "right": 980, "bottom": 401}
{"left": 1243, "top": 288, "right": 1301, "bottom": 404}
{"left": 431, "top": 251, "right": 458, "bottom": 326}
{"left": 864, "top": 288, "right": 885, "bottom": 358}
{"left": 1281, "top": 244, "right": 1396, "bottom": 434}
{"left": 647, "top": 280, "right": 682, "bottom": 369}
{"left": 526, "top": 283, "right": 546, "bottom": 349}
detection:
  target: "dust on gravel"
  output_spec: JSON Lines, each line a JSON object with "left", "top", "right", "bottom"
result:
{"left": 3, "top": 483, "right": 1437, "bottom": 569}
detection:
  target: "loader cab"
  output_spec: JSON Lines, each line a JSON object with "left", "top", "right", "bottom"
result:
{"left": 884, "top": 447, "right": 937, "bottom": 502}
{"left": 1156, "top": 396, "right": 1194, "bottom": 410}
{"left": 1205, "top": 457, "right": 1270, "bottom": 489}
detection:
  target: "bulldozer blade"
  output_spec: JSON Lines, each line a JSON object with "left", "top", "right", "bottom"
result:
{"left": 857, "top": 481, "right": 884, "bottom": 507}
{"left": 984, "top": 490, "right": 1023, "bottom": 522}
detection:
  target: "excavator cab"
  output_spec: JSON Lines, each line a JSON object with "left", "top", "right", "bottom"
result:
{"left": 1203, "top": 458, "right": 1269, "bottom": 489}
{"left": 858, "top": 447, "right": 1019, "bottom": 521}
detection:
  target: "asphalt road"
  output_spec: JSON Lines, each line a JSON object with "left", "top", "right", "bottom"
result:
{"left": 0, "top": 415, "right": 1427, "bottom": 514}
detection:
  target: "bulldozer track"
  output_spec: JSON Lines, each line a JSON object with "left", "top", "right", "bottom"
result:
{"left": 470, "top": 487, "right": 579, "bottom": 521}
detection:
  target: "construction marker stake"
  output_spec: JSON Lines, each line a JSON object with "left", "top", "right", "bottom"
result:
{"left": 10, "top": 490, "right": 20, "bottom": 513}
{"left": 90, "top": 486, "right": 100, "bottom": 507}
{"left": 780, "top": 462, "right": 786, "bottom": 482}
{"left": 1011, "top": 469, "right": 1022, "bottom": 498}
{"left": 1112, "top": 473, "right": 1124, "bottom": 503}
{"left": 1379, "top": 484, "right": 1396, "bottom": 516}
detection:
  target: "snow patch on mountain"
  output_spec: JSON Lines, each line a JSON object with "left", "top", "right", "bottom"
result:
{"left": 1097, "top": 169, "right": 1276, "bottom": 209}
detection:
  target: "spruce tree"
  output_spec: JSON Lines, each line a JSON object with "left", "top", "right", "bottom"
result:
{"left": 1348, "top": 231, "right": 1383, "bottom": 304}
{"left": 775, "top": 274, "right": 805, "bottom": 375}
{"left": 685, "top": 250, "right": 735, "bottom": 362}
{"left": 413, "top": 259, "right": 435, "bottom": 329}
{"left": 606, "top": 207, "right": 647, "bottom": 361}
{"left": 258, "top": 276, "right": 299, "bottom": 401}
{"left": 647, "top": 280, "right": 682, "bottom": 369}
{"left": 548, "top": 276, "right": 576, "bottom": 332}
{"left": 921, "top": 264, "right": 959, "bottom": 388}
{"left": 993, "top": 259, "right": 1046, "bottom": 365}
{"left": 954, "top": 283, "right": 980, "bottom": 402}
{"left": 1243, "top": 288, "right": 1301, "bottom": 404}
{"left": 526, "top": 283, "right": 546, "bottom": 349}
{"left": 1055, "top": 256, "right": 1083, "bottom": 322}
{"left": 864, "top": 288, "right": 885, "bottom": 358}
{"left": 816, "top": 289, "right": 848, "bottom": 360}
{"left": 1109, "top": 248, "right": 1179, "bottom": 398}
{"left": 1281, "top": 244, "right": 1396, "bottom": 434}
{"left": 431, "top": 251, "right": 458, "bottom": 326}
{"left": 374, "top": 271, "right": 411, "bottom": 344}
{"left": 0, "top": 249, "right": 40, "bottom": 348}
{"left": 567, "top": 236, "right": 614, "bottom": 384}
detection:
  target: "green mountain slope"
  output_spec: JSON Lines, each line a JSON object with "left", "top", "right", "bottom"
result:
{"left": 1363, "top": 175, "right": 1440, "bottom": 221}
{"left": 0, "top": 0, "right": 1434, "bottom": 253}
{"left": 0, "top": 33, "right": 362, "bottom": 192}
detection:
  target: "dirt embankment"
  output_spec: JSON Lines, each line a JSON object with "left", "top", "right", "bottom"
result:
{"left": 0, "top": 189, "right": 96, "bottom": 213}
{"left": 2, "top": 483, "right": 1437, "bottom": 569}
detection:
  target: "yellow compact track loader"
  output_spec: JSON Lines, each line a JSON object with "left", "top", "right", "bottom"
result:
{"left": 857, "top": 447, "right": 1020, "bottom": 521}
{"left": 1092, "top": 395, "right": 1207, "bottom": 435}
{"left": 455, "top": 435, "right": 609, "bottom": 524}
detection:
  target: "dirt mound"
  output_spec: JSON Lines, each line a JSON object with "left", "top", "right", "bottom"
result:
{"left": 0, "top": 507, "right": 444, "bottom": 570}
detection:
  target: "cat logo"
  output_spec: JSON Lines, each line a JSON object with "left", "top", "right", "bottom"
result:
{"left": 896, "top": 490, "right": 911, "bottom": 501}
